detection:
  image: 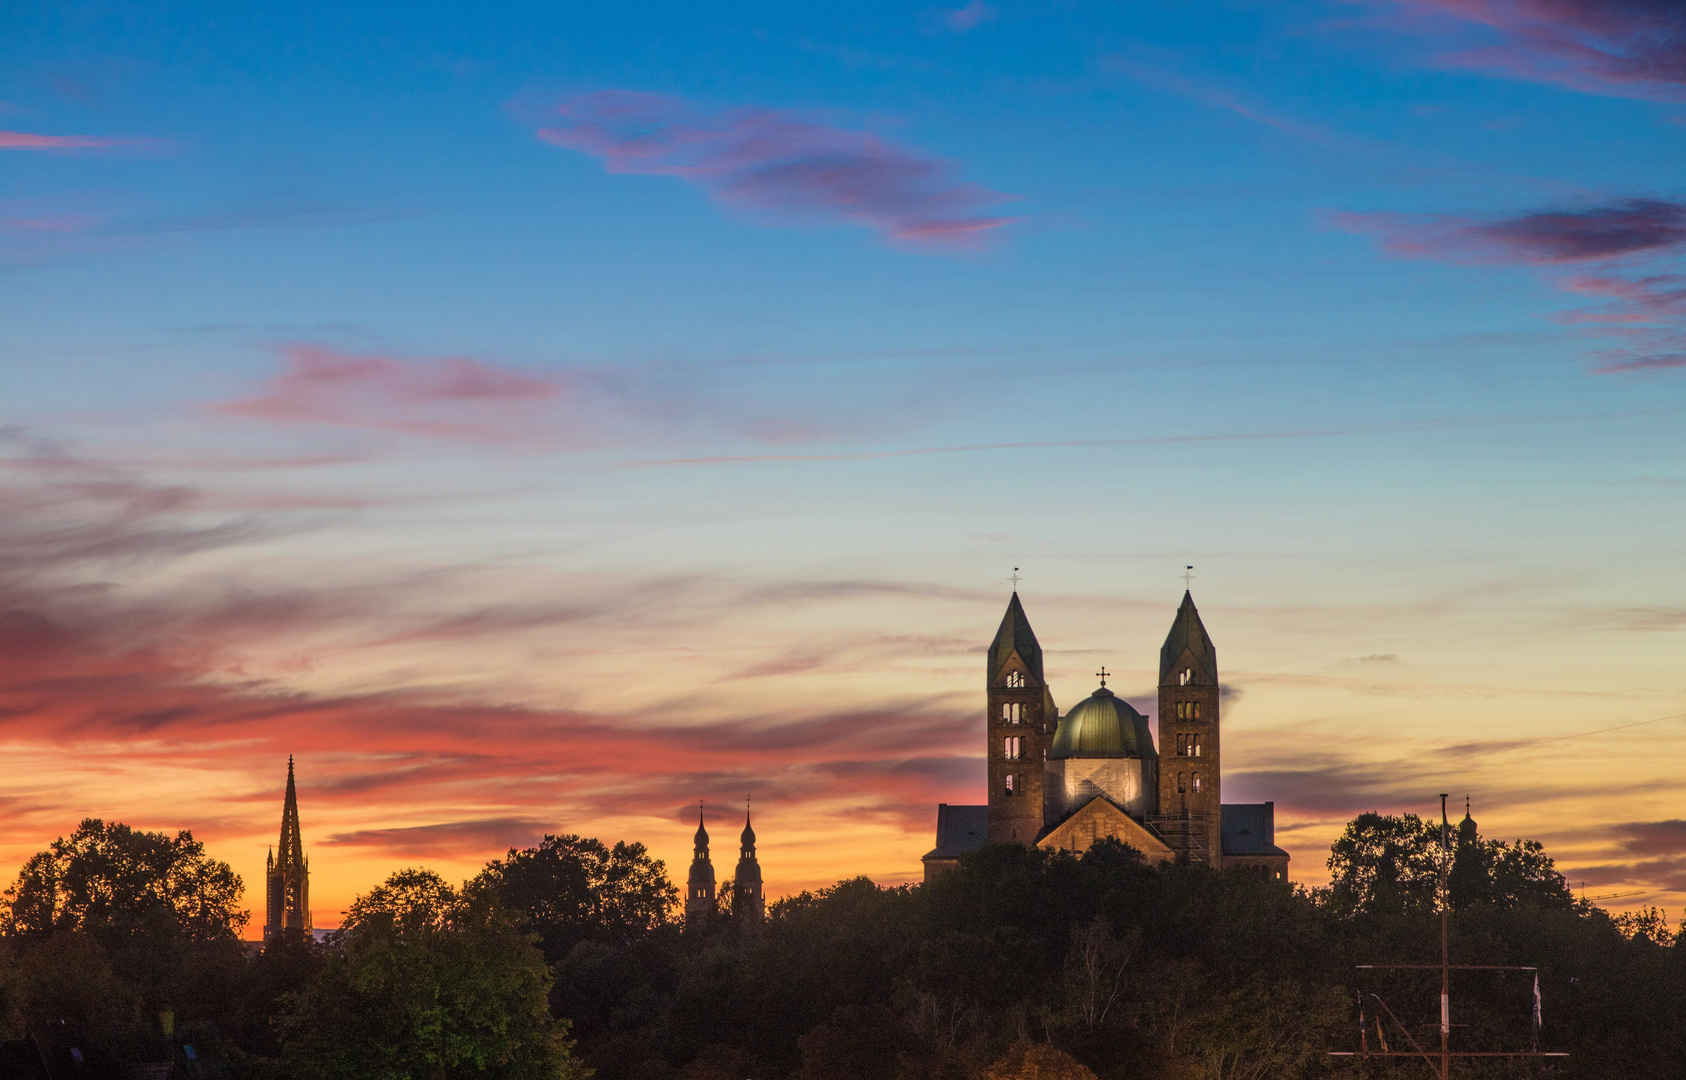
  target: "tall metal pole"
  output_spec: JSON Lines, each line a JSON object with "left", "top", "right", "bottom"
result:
{"left": 1440, "top": 793, "right": 1451, "bottom": 1080}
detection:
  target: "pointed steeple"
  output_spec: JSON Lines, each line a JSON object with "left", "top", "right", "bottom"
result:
{"left": 693, "top": 801, "right": 710, "bottom": 857}
{"left": 264, "top": 755, "right": 312, "bottom": 942}
{"left": 686, "top": 801, "right": 716, "bottom": 922}
{"left": 989, "top": 592, "right": 1044, "bottom": 685}
{"left": 733, "top": 798, "right": 764, "bottom": 922}
{"left": 1159, "top": 591, "right": 1216, "bottom": 685}
{"left": 278, "top": 755, "right": 304, "bottom": 867}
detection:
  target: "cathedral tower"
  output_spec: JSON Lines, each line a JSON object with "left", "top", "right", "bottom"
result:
{"left": 987, "top": 592, "right": 1058, "bottom": 844}
{"left": 733, "top": 803, "right": 764, "bottom": 921}
{"left": 685, "top": 804, "right": 715, "bottom": 921}
{"left": 1154, "top": 593, "right": 1222, "bottom": 866}
{"left": 264, "top": 756, "right": 312, "bottom": 941}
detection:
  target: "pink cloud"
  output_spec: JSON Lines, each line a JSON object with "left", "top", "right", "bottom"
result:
{"left": 216, "top": 345, "right": 562, "bottom": 440}
{"left": 0, "top": 131, "right": 141, "bottom": 151}
{"left": 1335, "top": 199, "right": 1686, "bottom": 373}
{"left": 536, "top": 91, "right": 1016, "bottom": 250}
{"left": 1393, "top": 0, "right": 1686, "bottom": 100}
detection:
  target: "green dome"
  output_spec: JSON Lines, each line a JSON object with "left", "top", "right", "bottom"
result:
{"left": 1049, "top": 687, "right": 1155, "bottom": 760}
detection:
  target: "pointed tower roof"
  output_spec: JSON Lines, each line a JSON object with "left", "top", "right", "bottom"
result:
{"left": 989, "top": 592, "right": 1044, "bottom": 684}
{"left": 693, "top": 802, "right": 710, "bottom": 851}
{"left": 740, "top": 804, "right": 756, "bottom": 853}
{"left": 277, "top": 755, "right": 304, "bottom": 868}
{"left": 1159, "top": 591, "right": 1216, "bottom": 685}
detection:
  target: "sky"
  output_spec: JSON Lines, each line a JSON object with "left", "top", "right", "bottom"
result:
{"left": 2, "top": 0, "right": 1684, "bottom": 932}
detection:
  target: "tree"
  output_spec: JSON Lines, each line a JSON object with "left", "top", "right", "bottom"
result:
{"left": 3, "top": 819, "right": 246, "bottom": 942}
{"left": 1324, "top": 812, "right": 1441, "bottom": 916}
{"left": 984, "top": 1044, "right": 1096, "bottom": 1080}
{"left": 280, "top": 868, "right": 588, "bottom": 1080}
{"left": 472, "top": 835, "right": 678, "bottom": 962}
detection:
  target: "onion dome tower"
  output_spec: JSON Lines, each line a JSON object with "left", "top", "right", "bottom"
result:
{"left": 685, "top": 803, "right": 716, "bottom": 922}
{"left": 264, "top": 756, "right": 312, "bottom": 942}
{"left": 733, "top": 801, "right": 764, "bottom": 921}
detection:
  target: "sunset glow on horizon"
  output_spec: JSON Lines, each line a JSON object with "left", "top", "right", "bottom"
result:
{"left": 3, "top": 1, "right": 1683, "bottom": 930}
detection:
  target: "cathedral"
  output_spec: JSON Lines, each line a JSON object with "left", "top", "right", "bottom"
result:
{"left": 922, "top": 590, "right": 1290, "bottom": 881}
{"left": 685, "top": 802, "right": 765, "bottom": 922}
{"left": 264, "top": 755, "right": 313, "bottom": 941}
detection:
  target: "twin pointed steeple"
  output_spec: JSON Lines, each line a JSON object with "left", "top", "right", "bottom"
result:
{"left": 1159, "top": 590, "right": 1216, "bottom": 686}
{"left": 685, "top": 802, "right": 716, "bottom": 921}
{"left": 990, "top": 592, "right": 1044, "bottom": 685}
{"left": 734, "top": 800, "right": 763, "bottom": 921}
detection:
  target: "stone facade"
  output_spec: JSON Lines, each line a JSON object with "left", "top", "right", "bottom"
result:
{"left": 923, "top": 590, "right": 1291, "bottom": 881}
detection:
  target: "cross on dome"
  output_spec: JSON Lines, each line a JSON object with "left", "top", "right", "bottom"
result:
{"left": 1096, "top": 666, "right": 1109, "bottom": 687}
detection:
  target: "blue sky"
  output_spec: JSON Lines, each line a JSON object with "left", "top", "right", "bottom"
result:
{"left": 3, "top": 1, "right": 1685, "bottom": 919}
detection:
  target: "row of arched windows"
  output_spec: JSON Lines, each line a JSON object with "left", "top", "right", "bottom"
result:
{"left": 1003, "top": 736, "right": 1023, "bottom": 760}
{"left": 1175, "top": 732, "right": 1202, "bottom": 757}
{"left": 1173, "top": 701, "right": 1202, "bottom": 719}
{"left": 1003, "top": 773, "right": 1025, "bottom": 796}
{"left": 1175, "top": 771, "right": 1203, "bottom": 794}
{"left": 1003, "top": 671, "right": 1026, "bottom": 687}
{"left": 1002, "top": 702, "right": 1024, "bottom": 723}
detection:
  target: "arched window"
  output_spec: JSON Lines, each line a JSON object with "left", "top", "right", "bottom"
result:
{"left": 1004, "top": 773, "right": 1015, "bottom": 796}
{"left": 1004, "top": 736, "right": 1022, "bottom": 760}
{"left": 1176, "top": 772, "right": 1187, "bottom": 793}
{"left": 1192, "top": 702, "right": 1201, "bottom": 719}
{"left": 1179, "top": 669, "right": 1192, "bottom": 686}
{"left": 1192, "top": 772, "right": 1202, "bottom": 793}
{"left": 1002, "top": 702, "right": 1022, "bottom": 724}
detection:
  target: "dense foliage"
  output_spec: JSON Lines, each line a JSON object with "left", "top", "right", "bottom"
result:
{"left": 0, "top": 814, "right": 1677, "bottom": 1079}
{"left": 280, "top": 869, "right": 584, "bottom": 1080}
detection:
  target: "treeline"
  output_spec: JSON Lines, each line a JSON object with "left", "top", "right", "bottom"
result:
{"left": 0, "top": 815, "right": 1679, "bottom": 1079}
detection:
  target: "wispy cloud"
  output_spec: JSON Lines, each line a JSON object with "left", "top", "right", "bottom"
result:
{"left": 0, "top": 130, "right": 146, "bottom": 151}
{"left": 1104, "top": 55, "right": 1329, "bottom": 140}
{"left": 1334, "top": 198, "right": 1686, "bottom": 372}
{"left": 324, "top": 818, "right": 551, "bottom": 856}
{"left": 1391, "top": 0, "right": 1686, "bottom": 101}
{"left": 1333, "top": 199, "right": 1686, "bottom": 264}
{"left": 942, "top": 1, "right": 997, "bottom": 33}
{"left": 535, "top": 91, "right": 1016, "bottom": 249}
{"left": 216, "top": 344, "right": 564, "bottom": 440}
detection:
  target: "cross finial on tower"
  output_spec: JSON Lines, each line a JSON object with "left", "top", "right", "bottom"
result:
{"left": 1009, "top": 567, "right": 1021, "bottom": 590}
{"left": 1180, "top": 565, "right": 1195, "bottom": 588}
{"left": 1096, "top": 666, "right": 1109, "bottom": 687}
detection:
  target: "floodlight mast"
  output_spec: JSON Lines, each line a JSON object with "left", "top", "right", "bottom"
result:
{"left": 1329, "top": 793, "right": 1570, "bottom": 1075}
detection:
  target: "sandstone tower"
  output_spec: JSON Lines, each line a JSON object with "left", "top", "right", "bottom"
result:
{"left": 987, "top": 593, "right": 1058, "bottom": 844}
{"left": 1153, "top": 592, "right": 1222, "bottom": 866}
